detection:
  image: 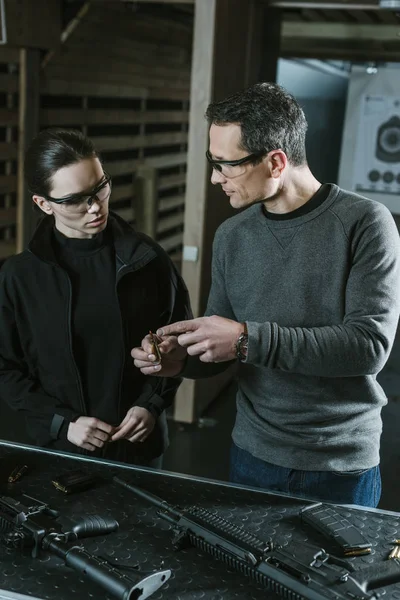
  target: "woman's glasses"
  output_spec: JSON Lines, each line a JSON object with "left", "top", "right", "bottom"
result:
{"left": 43, "top": 172, "right": 112, "bottom": 209}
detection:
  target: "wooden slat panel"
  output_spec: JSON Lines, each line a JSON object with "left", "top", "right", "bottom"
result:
{"left": 158, "top": 232, "right": 183, "bottom": 252}
{"left": 93, "top": 132, "right": 187, "bottom": 152}
{"left": 145, "top": 152, "right": 187, "bottom": 169}
{"left": 158, "top": 173, "right": 186, "bottom": 191}
{"left": 320, "top": 9, "right": 350, "bottom": 22}
{"left": 40, "top": 77, "right": 189, "bottom": 100}
{"left": 347, "top": 9, "right": 375, "bottom": 23}
{"left": 5, "top": 0, "right": 61, "bottom": 50}
{"left": 135, "top": 166, "right": 158, "bottom": 238}
{"left": 110, "top": 184, "right": 136, "bottom": 202}
{"left": 106, "top": 160, "right": 139, "bottom": 178}
{"left": 17, "top": 48, "right": 40, "bottom": 252}
{"left": 0, "top": 142, "right": 18, "bottom": 161}
{"left": 0, "top": 240, "right": 17, "bottom": 259}
{"left": 284, "top": 10, "right": 305, "bottom": 22}
{"left": 0, "top": 207, "right": 17, "bottom": 226}
{"left": 168, "top": 249, "right": 183, "bottom": 266}
{"left": 68, "top": 36, "right": 189, "bottom": 67}
{"left": 375, "top": 10, "right": 399, "bottom": 24}
{"left": 0, "top": 74, "right": 19, "bottom": 93}
{"left": 0, "top": 47, "right": 20, "bottom": 63}
{"left": 75, "top": 10, "right": 191, "bottom": 49}
{"left": 43, "top": 66, "right": 190, "bottom": 92}
{"left": 157, "top": 212, "right": 184, "bottom": 235}
{"left": 86, "top": 9, "right": 192, "bottom": 49}
{"left": 53, "top": 49, "right": 191, "bottom": 81}
{"left": 112, "top": 206, "right": 135, "bottom": 222}
{"left": 40, "top": 109, "right": 189, "bottom": 126}
{"left": 89, "top": 0, "right": 194, "bottom": 4}
{"left": 280, "top": 42, "right": 398, "bottom": 61}
{"left": 159, "top": 194, "right": 185, "bottom": 212}
{"left": 0, "top": 175, "right": 17, "bottom": 194}
{"left": 282, "top": 22, "right": 399, "bottom": 41}
{"left": 41, "top": 77, "right": 148, "bottom": 99}
{"left": 50, "top": 64, "right": 190, "bottom": 91}
{"left": 0, "top": 3, "right": 191, "bottom": 267}
{"left": 0, "top": 110, "right": 18, "bottom": 126}
{"left": 302, "top": 8, "right": 327, "bottom": 21}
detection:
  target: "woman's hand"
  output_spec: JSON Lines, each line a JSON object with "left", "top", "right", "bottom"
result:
{"left": 67, "top": 416, "right": 114, "bottom": 451}
{"left": 131, "top": 332, "right": 187, "bottom": 377}
{"left": 110, "top": 406, "right": 155, "bottom": 443}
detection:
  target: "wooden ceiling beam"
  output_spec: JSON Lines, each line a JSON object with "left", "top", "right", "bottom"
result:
{"left": 347, "top": 9, "right": 375, "bottom": 22}
{"left": 282, "top": 21, "right": 400, "bottom": 39}
{"left": 302, "top": 8, "right": 329, "bottom": 20}
{"left": 281, "top": 45, "right": 400, "bottom": 59}
{"left": 272, "top": 1, "right": 380, "bottom": 9}
{"left": 86, "top": 0, "right": 195, "bottom": 3}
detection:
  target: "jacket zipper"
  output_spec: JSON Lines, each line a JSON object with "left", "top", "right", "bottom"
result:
{"left": 115, "top": 255, "right": 167, "bottom": 420}
{"left": 114, "top": 253, "right": 157, "bottom": 419}
{"left": 115, "top": 259, "right": 132, "bottom": 421}
{"left": 64, "top": 269, "right": 87, "bottom": 418}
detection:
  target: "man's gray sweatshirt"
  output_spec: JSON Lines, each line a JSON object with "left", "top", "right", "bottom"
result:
{"left": 184, "top": 185, "right": 400, "bottom": 471}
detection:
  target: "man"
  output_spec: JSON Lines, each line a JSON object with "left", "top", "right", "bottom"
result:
{"left": 132, "top": 82, "right": 400, "bottom": 506}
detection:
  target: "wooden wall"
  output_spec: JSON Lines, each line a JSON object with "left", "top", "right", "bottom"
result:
{"left": 0, "top": 46, "right": 18, "bottom": 260}
{"left": 0, "top": 2, "right": 192, "bottom": 265}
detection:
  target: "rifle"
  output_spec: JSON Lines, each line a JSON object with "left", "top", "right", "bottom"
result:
{"left": 114, "top": 476, "right": 400, "bottom": 600}
{"left": 0, "top": 492, "right": 171, "bottom": 600}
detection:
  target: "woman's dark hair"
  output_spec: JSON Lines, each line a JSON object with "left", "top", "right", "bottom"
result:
{"left": 24, "top": 128, "right": 101, "bottom": 197}
{"left": 205, "top": 82, "right": 308, "bottom": 167}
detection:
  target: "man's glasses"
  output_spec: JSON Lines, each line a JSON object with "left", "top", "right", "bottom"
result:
{"left": 206, "top": 150, "right": 264, "bottom": 178}
{"left": 43, "top": 172, "right": 112, "bottom": 209}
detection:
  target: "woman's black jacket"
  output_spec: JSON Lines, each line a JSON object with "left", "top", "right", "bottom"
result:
{"left": 0, "top": 212, "right": 192, "bottom": 462}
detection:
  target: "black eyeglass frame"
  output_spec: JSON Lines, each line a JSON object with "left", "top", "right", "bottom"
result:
{"left": 205, "top": 150, "right": 265, "bottom": 173}
{"left": 42, "top": 172, "right": 112, "bottom": 207}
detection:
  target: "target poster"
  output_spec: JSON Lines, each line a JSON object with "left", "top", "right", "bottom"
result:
{"left": 352, "top": 94, "right": 400, "bottom": 197}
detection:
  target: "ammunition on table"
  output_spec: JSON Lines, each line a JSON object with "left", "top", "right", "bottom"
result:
{"left": 343, "top": 547, "right": 372, "bottom": 557}
{"left": 52, "top": 481, "right": 69, "bottom": 493}
{"left": 388, "top": 546, "right": 400, "bottom": 559}
{"left": 8, "top": 464, "right": 29, "bottom": 483}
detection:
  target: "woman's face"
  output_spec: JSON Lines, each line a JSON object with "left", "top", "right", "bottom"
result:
{"left": 33, "top": 157, "right": 110, "bottom": 239}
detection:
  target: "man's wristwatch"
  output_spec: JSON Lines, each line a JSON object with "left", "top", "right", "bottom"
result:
{"left": 235, "top": 323, "right": 248, "bottom": 362}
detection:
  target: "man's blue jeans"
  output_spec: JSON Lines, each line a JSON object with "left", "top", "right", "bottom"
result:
{"left": 230, "top": 443, "right": 381, "bottom": 507}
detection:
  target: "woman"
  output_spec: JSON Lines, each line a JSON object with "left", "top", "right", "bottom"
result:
{"left": 0, "top": 129, "right": 191, "bottom": 467}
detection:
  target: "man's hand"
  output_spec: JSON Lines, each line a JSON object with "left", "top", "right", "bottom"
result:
{"left": 131, "top": 332, "right": 187, "bottom": 377}
{"left": 67, "top": 417, "right": 114, "bottom": 451}
{"left": 158, "top": 316, "right": 243, "bottom": 363}
{"left": 111, "top": 406, "right": 155, "bottom": 443}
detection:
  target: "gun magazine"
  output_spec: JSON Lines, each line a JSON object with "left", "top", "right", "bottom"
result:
{"left": 186, "top": 532, "right": 307, "bottom": 600}
{"left": 0, "top": 514, "right": 13, "bottom": 532}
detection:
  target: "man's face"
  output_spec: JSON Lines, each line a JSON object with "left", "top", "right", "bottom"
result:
{"left": 208, "top": 123, "right": 278, "bottom": 210}
{"left": 34, "top": 158, "right": 110, "bottom": 239}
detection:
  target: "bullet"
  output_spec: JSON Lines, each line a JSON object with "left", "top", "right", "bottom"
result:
{"left": 344, "top": 548, "right": 371, "bottom": 557}
{"left": 8, "top": 464, "right": 29, "bottom": 483}
{"left": 388, "top": 546, "right": 400, "bottom": 559}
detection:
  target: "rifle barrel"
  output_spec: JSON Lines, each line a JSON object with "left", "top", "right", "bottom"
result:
{"left": 113, "top": 477, "right": 181, "bottom": 519}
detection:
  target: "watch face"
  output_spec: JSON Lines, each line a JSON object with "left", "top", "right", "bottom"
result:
{"left": 236, "top": 333, "right": 248, "bottom": 361}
